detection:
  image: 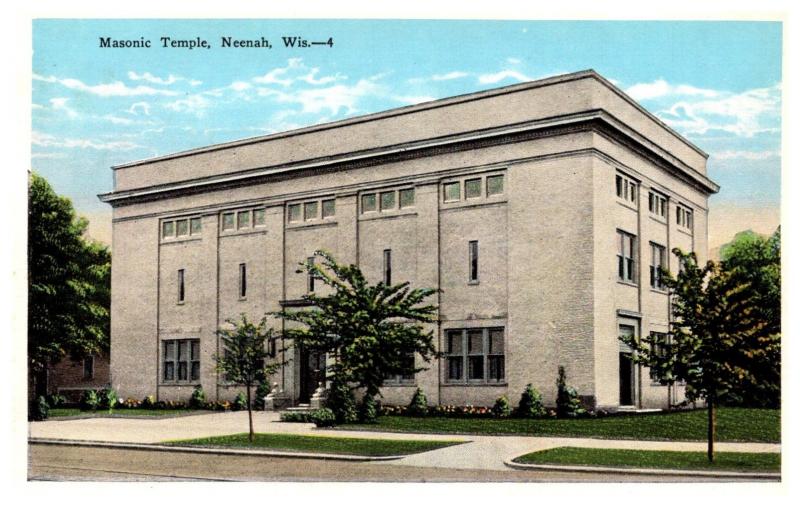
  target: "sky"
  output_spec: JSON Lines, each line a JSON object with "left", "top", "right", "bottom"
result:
{"left": 31, "top": 19, "right": 782, "bottom": 249}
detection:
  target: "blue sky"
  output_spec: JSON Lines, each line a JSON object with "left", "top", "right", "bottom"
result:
{"left": 31, "top": 19, "right": 782, "bottom": 248}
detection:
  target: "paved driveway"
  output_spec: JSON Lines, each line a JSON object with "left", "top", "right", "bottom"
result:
{"left": 29, "top": 411, "right": 781, "bottom": 472}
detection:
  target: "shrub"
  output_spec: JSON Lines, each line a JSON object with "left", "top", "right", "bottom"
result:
{"left": 46, "top": 393, "right": 66, "bottom": 408}
{"left": 142, "top": 395, "right": 156, "bottom": 409}
{"left": 491, "top": 395, "right": 512, "bottom": 418}
{"left": 358, "top": 394, "right": 378, "bottom": 424}
{"left": 253, "top": 381, "right": 271, "bottom": 410}
{"left": 190, "top": 385, "right": 207, "bottom": 409}
{"left": 30, "top": 395, "right": 50, "bottom": 421}
{"left": 280, "top": 411, "right": 312, "bottom": 423}
{"left": 407, "top": 388, "right": 429, "bottom": 417}
{"left": 556, "top": 366, "right": 586, "bottom": 418}
{"left": 517, "top": 384, "right": 547, "bottom": 418}
{"left": 326, "top": 377, "right": 358, "bottom": 424}
{"left": 97, "top": 388, "right": 118, "bottom": 411}
{"left": 80, "top": 389, "right": 99, "bottom": 412}
{"left": 309, "top": 407, "right": 337, "bottom": 428}
{"left": 233, "top": 391, "right": 248, "bottom": 411}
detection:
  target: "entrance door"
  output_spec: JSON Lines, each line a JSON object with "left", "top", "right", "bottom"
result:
{"left": 619, "top": 352, "right": 635, "bottom": 406}
{"left": 299, "top": 349, "right": 326, "bottom": 403}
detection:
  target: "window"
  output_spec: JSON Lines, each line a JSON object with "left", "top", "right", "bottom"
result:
{"left": 384, "top": 353, "right": 415, "bottom": 385}
{"left": 468, "top": 240, "right": 479, "bottom": 283}
{"left": 383, "top": 249, "right": 392, "bottom": 286}
{"left": 465, "top": 178, "right": 482, "bottom": 199}
{"left": 445, "top": 327, "right": 505, "bottom": 384}
{"left": 487, "top": 175, "right": 504, "bottom": 196}
{"left": 83, "top": 356, "right": 94, "bottom": 380}
{"left": 399, "top": 188, "right": 415, "bottom": 208}
{"left": 162, "top": 221, "right": 175, "bottom": 238}
{"left": 443, "top": 182, "right": 460, "bottom": 202}
{"left": 648, "top": 191, "right": 667, "bottom": 218}
{"left": 163, "top": 340, "right": 200, "bottom": 383}
{"left": 176, "top": 219, "right": 189, "bottom": 237}
{"left": 380, "top": 191, "right": 396, "bottom": 211}
{"left": 304, "top": 201, "right": 318, "bottom": 221}
{"left": 253, "top": 209, "right": 266, "bottom": 227}
{"left": 237, "top": 210, "right": 251, "bottom": 229}
{"left": 617, "top": 231, "right": 636, "bottom": 283}
{"left": 361, "top": 193, "right": 377, "bottom": 213}
{"left": 288, "top": 204, "right": 302, "bottom": 222}
{"left": 190, "top": 217, "right": 202, "bottom": 234}
{"left": 676, "top": 204, "right": 693, "bottom": 230}
{"left": 649, "top": 332, "right": 668, "bottom": 381}
{"left": 307, "top": 256, "right": 316, "bottom": 293}
{"left": 616, "top": 173, "right": 638, "bottom": 206}
{"left": 321, "top": 199, "right": 336, "bottom": 218}
{"left": 177, "top": 269, "right": 185, "bottom": 303}
{"left": 222, "top": 212, "right": 235, "bottom": 231}
{"left": 239, "top": 263, "right": 247, "bottom": 299}
{"left": 650, "top": 243, "right": 667, "bottom": 290}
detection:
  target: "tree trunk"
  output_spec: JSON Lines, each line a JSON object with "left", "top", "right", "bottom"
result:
{"left": 247, "top": 384, "right": 254, "bottom": 443}
{"left": 707, "top": 394, "right": 716, "bottom": 463}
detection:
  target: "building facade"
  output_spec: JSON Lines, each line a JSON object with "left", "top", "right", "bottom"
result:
{"left": 99, "top": 70, "right": 718, "bottom": 410}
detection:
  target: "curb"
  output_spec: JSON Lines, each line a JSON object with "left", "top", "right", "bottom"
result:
{"left": 29, "top": 437, "right": 405, "bottom": 462}
{"left": 503, "top": 458, "right": 780, "bottom": 480}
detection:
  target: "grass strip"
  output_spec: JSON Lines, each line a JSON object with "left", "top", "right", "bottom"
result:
{"left": 49, "top": 408, "right": 195, "bottom": 417}
{"left": 164, "top": 433, "right": 464, "bottom": 457}
{"left": 512, "top": 447, "right": 780, "bottom": 473}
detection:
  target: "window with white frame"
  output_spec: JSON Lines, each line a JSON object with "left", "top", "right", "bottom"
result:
{"left": 616, "top": 173, "right": 638, "bottom": 206}
{"left": 648, "top": 190, "right": 667, "bottom": 219}
{"left": 162, "top": 339, "right": 200, "bottom": 383}
{"left": 444, "top": 327, "right": 505, "bottom": 384}
{"left": 676, "top": 204, "right": 693, "bottom": 231}
{"left": 649, "top": 242, "right": 667, "bottom": 290}
{"left": 617, "top": 231, "right": 636, "bottom": 283}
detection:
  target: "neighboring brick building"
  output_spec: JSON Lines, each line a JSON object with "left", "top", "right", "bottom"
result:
{"left": 99, "top": 70, "right": 718, "bottom": 410}
{"left": 46, "top": 352, "right": 111, "bottom": 403}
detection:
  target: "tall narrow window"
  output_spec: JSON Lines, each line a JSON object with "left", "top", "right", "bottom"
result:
{"left": 468, "top": 240, "right": 479, "bottom": 283}
{"left": 83, "top": 356, "right": 94, "bottom": 380}
{"left": 307, "top": 257, "right": 316, "bottom": 293}
{"left": 163, "top": 341, "right": 175, "bottom": 381}
{"left": 177, "top": 269, "right": 185, "bottom": 303}
{"left": 190, "top": 340, "right": 200, "bottom": 381}
{"left": 487, "top": 329, "right": 505, "bottom": 382}
{"left": 445, "top": 331, "right": 463, "bottom": 382}
{"left": 616, "top": 173, "right": 637, "bottom": 206}
{"left": 239, "top": 263, "right": 247, "bottom": 299}
{"left": 649, "top": 332, "right": 668, "bottom": 381}
{"left": 650, "top": 243, "right": 666, "bottom": 289}
{"left": 467, "top": 330, "right": 485, "bottom": 380}
{"left": 617, "top": 231, "right": 636, "bottom": 283}
{"left": 383, "top": 249, "right": 392, "bottom": 286}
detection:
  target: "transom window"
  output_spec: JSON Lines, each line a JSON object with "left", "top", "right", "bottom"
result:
{"left": 162, "top": 339, "right": 200, "bottom": 383}
{"left": 162, "top": 216, "right": 202, "bottom": 239}
{"left": 443, "top": 182, "right": 461, "bottom": 202}
{"left": 442, "top": 173, "right": 505, "bottom": 204}
{"left": 676, "top": 204, "right": 693, "bottom": 231}
{"left": 360, "top": 186, "right": 415, "bottom": 214}
{"left": 221, "top": 207, "right": 267, "bottom": 232}
{"left": 649, "top": 242, "right": 667, "bottom": 290}
{"left": 648, "top": 190, "right": 667, "bottom": 218}
{"left": 465, "top": 178, "right": 482, "bottom": 199}
{"left": 287, "top": 198, "right": 334, "bottom": 223}
{"left": 444, "top": 328, "right": 505, "bottom": 384}
{"left": 617, "top": 230, "right": 636, "bottom": 283}
{"left": 616, "top": 173, "right": 638, "bottom": 206}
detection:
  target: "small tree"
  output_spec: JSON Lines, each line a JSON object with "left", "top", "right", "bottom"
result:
{"left": 556, "top": 366, "right": 585, "bottom": 418}
{"left": 625, "top": 249, "right": 779, "bottom": 462}
{"left": 408, "top": 388, "right": 429, "bottom": 417}
{"left": 517, "top": 384, "right": 546, "bottom": 418}
{"left": 216, "top": 314, "right": 282, "bottom": 442}
{"left": 276, "top": 250, "right": 439, "bottom": 422}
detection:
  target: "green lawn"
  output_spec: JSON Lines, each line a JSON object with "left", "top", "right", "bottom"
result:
{"left": 164, "top": 433, "right": 464, "bottom": 457}
{"left": 338, "top": 408, "right": 779, "bottom": 443}
{"left": 513, "top": 447, "right": 780, "bottom": 473}
{"left": 48, "top": 408, "right": 197, "bottom": 418}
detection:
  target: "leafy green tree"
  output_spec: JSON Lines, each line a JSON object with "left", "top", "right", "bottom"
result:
{"left": 216, "top": 315, "right": 282, "bottom": 441}
{"left": 276, "top": 250, "right": 439, "bottom": 421}
{"left": 28, "top": 172, "right": 110, "bottom": 397}
{"left": 625, "top": 249, "right": 780, "bottom": 462}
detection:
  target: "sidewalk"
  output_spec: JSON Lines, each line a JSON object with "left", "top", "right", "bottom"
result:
{"left": 29, "top": 411, "right": 781, "bottom": 472}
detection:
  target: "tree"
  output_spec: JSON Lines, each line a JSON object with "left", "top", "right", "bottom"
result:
{"left": 625, "top": 249, "right": 780, "bottom": 462}
{"left": 275, "top": 250, "right": 439, "bottom": 419}
{"left": 28, "top": 172, "right": 110, "bottom": 397}
{"left": 216, "top": 314, "right": 282, "bottom": 442}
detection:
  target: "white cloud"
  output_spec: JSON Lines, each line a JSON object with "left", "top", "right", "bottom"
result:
{"left": 128, "top": 71, "right": 180, "bottom": 85}
{"left": 34, "top": 73, "right": 179, "bottom": 97}
{"left": 101, "top": 114, "right": 135, "bottom": 125}
{"left": 393, "top": 95, "right": 436, "bottom": 105}
{"left": 165, "top": 94, "right": 211, "bottom": 115}
{"left": 252, "top": 58, "right": 343, "bottom": 87}
{"left": 49, "top": 97, "right": 78, "bottom": 119}
{"left": 432, "top": 71, "right": 469, "bottom": 81}
{"left": 712, "top": 149, "right": 780, "bottom": 161}
{"left": 258, "top": 78, "right": 381, "bottom": 116}
{"left": 626, "top": 79, "right": 720, "bottom": 101}
{"left": 31, "top": 103, "right": 44, "bottom": 109}
{"left": 229, "top": 81, "right": 252, "bottom": 92}
{"left": 32, "top": 130, "right": 141, "bottom": 151}
{"left": 189, "top": 79, "right": 203, "bottom": 87}
{"left": 477, "top": 70, "right": 532, "bottom": 85}
{"left": 31, "top": 152, "right": 66, "bottom": 159}
{"left": 127, "top": 102, "right": 151, "bottom": 116}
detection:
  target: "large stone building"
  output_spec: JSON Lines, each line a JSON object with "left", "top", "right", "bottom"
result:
{"left": 99, "top": 70, "right": 718, "bottom": 410}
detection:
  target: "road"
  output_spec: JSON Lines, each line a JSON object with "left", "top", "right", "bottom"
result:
{"left": 29, "top": 444, "right": 738, "bottom": 482}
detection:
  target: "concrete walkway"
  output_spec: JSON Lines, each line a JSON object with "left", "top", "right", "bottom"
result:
{"left": 29, "top": 411, "right": 780, "bottom": 472}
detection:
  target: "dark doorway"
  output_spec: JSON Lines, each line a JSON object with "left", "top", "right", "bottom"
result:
{"left": 619, "top": 352, "right": 635, "bottom": 406}
{"left": 299, "top": 348, "right": 326, "bottom": 404}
